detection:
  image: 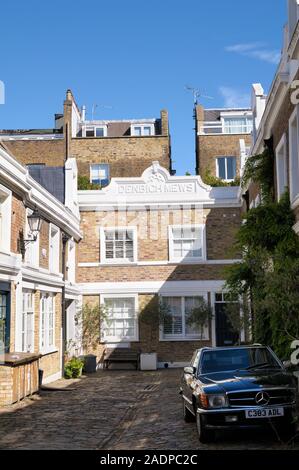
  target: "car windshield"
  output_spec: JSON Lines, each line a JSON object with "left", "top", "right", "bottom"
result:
{"left": 200, "top": 348, "right": 281, "bottom": 374}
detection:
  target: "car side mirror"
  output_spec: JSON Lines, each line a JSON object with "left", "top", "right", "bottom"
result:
{"left": 283, "top": 360, "right": 294, "bottom": 371}
{"left": 184, "top": 366, "right": 195, "bottom": 376}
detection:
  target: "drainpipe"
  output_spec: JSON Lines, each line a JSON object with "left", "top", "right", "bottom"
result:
{"left": 61, "top": 232, "right": 70, "bottom": 373}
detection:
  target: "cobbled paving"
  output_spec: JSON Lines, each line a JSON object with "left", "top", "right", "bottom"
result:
{"left": 0, "top": 368, "right": 298, "bottom": 450}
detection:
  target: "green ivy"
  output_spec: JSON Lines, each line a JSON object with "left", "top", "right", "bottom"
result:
{"left": 225, "top": 191, "right": 299, "bottom": 359}
{"left": 202, "top": 168, "right": 240, "bottom": 187}
{"left": 241, "top": 147, "right": 274, "bottom": 203}
{"left": 78, "top": 175, "right": 102, "bottom": 190}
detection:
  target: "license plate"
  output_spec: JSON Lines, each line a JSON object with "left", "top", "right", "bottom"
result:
{"left": 245, "top": 408, "right": 284, "bottom": 419}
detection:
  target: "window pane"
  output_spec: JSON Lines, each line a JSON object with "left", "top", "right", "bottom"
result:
{"left": 133, "top": 127, "right": 142, "bottom": 136}
{"left": 95, "top": 127, "right": 104, "bottom": 137}
{"left": 163, "top": 297, "right": 182, "bottom": 336}
{"left": 103, "top": 297, "right": 136, "bottom": 339}
{"left": 226, "top": 157, "right": 236, "bottom": 180}
{"left": 86, "top": 128, "right": 95, "bottom": 137}
{"left": 185, "top": 297, "right": 205, "bottom": 335}
{"left": 172, "top": 227, "right": 203, "bottom": 259}
{"left": 105, "top": 230, "right": 134, "bottom": 261}
{"left": 143, "top": 127, "right": 151, "bottom": 136}
{"left": 217, "top": 158, "right": 226, "bottom": 179}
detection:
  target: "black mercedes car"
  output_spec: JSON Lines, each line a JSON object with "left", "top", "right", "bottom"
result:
{"left": 180, "top": 345, "right": 297, "bottom": 443}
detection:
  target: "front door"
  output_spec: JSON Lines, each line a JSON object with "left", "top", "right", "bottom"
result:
{"left": 215, "top": 302, "right": 239, "bottom": 347}
{"left": 0, "top": 291, "right": 10, "bottom": 353}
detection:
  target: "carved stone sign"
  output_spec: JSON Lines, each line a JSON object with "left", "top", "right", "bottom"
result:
{"left": 117, "top": 161, "right": 196, "bottom": 194}
{"left": 118, "top": 181, "right": 196, "bottom": 194}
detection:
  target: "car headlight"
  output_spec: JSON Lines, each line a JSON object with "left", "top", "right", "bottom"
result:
{"left": 208, "top": 394, "right": 228, "bottom": 409}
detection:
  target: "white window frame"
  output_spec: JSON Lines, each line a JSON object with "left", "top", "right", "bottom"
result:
{"left": 49, "top": 224, "right": 60, "bottom": 274}
{"left": 101, "top": 293, "right": 139, "bottom": 343}
{"left": 168, "top": 225, "right": 206, "bottom": 263}
{"left": 82, "top": 125, "right": 107, "bottom": 137}
{"left": 89, "top": 163, "right": 110, "bottom": 186}
{"left": 67, "top": 238, "right": 76, "bottom": 284}
{"left": 216, "top": 156, "right": 237, "bottom": 181}
{"left": 159, "top": 294, "right": 209, "bottom": 341}
{"left": 0, "top": 184, "right": 12, "bottom": 254}
{"left": 40, "top": 293, "right": 56, "bottom": 354}
{"left": 275, "top": 134, "right": 288, "bottom": 201}
{"left": 221, "top": 115, "right": 253, "bottom": 135}
{"left": 21, "top": 290, "right": 35, "bottom": 353}
{"left": 289, "top": 107, "right": 299, "bottom": 205}
{"left": 131, "top": 123, "right": 155, "bottom": 137}
{"left": 100, "top": 226, "right": 138, "bottom": 264}
{"left": 24, "top": 208, "right": 40, "bottom": 268}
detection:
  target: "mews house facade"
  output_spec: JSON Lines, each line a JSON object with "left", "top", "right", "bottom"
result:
{"left": 245, "top": 0, "right": 299, "bottom": 233}
{"left": 0, "top": 89, "right": 245, "bottom": 375}
{"left": 0, "top": 143, "right": 81, "bottom": 396}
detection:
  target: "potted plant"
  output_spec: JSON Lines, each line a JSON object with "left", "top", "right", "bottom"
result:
{"left": 64, "top": 356, "right": 84, "bottom": 379}
{"left": 186, "top": 297, "right": 213, "bottom": 340}
{"left": 139, "top": 297, "right": 172, "bottom": 370}
{"left": 74, "top": 303, "right": 108, "bottom": 372}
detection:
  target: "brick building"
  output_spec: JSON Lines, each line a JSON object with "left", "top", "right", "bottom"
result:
{"left": 195, "top": 104, "right": 253, "bottom": 181}
{"left": 77, "top": 161, "right": 243, "bottom": 367}
{"left": 0, "top": 88, "right": 245, "bottom": 374}
{"left": 0, "top": 90, "right": 173, "bottom": 182}
{"left": 245, "top": 0, "right": 299, "bottom": 232}
{"left": 0, "top": 143, "right": 81, "bottom": 386}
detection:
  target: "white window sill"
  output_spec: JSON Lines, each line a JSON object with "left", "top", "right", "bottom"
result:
{"left": 101, "top": 338, "right": 139, "bottom": 344}
{"left": 169, "top": 258, "right": 205, "bottom": 264}
{"left": 160, "top": 337, "right": 209, "bottom": 342}
{"left": 101, "top": 261, "right": 137, "bottom": 266}
{"left": 24, "top": 262, "right": 40, "bottom": 270}
{"left": 40, "top": 347, "right": 58, "bottom": 356}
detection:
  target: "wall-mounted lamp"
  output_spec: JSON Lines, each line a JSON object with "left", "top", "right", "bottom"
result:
{"left": 19, "top": 209, "right": 43, "bottom": 257}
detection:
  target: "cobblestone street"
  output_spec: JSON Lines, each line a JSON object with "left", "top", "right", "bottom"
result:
{"left": 0, "top": 368, "right": 298, "bottom": 450}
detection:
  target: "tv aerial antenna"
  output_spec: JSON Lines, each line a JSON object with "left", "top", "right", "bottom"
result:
{"left": 91, "top": 103, "right": 113, "bottom": 120}
{"left": 185, "top": 85, "right": 214, "bottom": 105}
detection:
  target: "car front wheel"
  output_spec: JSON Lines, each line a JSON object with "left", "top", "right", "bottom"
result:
{"left": 196, "top": 411, "right": 215, "bottom": 443}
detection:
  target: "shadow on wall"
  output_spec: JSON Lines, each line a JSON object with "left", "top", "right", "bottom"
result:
{"left": 94, "top": 206, "right": 242, "bottom": 369}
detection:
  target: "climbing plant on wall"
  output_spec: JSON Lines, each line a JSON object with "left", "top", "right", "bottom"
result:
{"left": 225, "top": 145, "right": 299, "bottom": 359}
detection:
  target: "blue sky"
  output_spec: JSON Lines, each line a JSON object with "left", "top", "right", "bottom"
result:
{"left": 0, "top": 0, "right": 286, "bottom": 175}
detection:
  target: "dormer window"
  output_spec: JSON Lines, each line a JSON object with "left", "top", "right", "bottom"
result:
{"left": 82, "top": 125, "right": 107, "bottom": 137}
{"left": 131, "top": 124, "right": 155, "bottom": 136}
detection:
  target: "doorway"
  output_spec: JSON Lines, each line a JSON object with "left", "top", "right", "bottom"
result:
{"left": 0, "top": 284, "right": 10, "bottom": 353}
{"left": 214, "top": 293, "right": 239, "bottom": 347}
